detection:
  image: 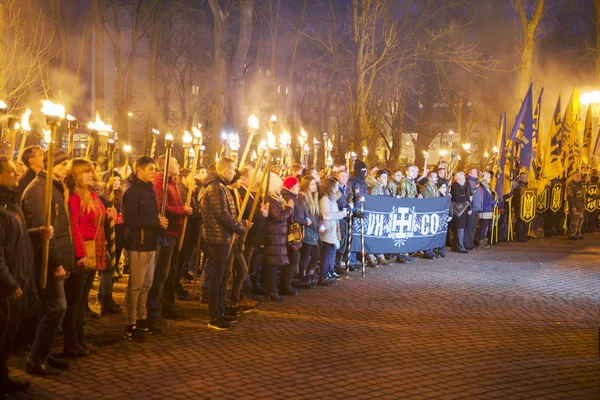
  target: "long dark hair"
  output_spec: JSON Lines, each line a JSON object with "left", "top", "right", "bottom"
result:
{"left": 320, "top": 177, "right": 338, "bottom": 200}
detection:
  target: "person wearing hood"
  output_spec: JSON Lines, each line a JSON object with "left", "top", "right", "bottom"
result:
{"left": 148, "top": 155, "right": 192, "bottom": 327}
{"left": 0, "top": 156, "right": 48, "bottom": 394}
{"left": 281, "top": 176, "right": 309, "bottom": 296}
{"left": 21, "top": 148, "right": 74, "bottom": 376}
{"left": 262, "top": 173, "right": 295, "bottom": 301}
{"left": 122, "top": 156, "right": 168, "bottom": 341}
{"left": 347, "top": 160, "right": 368, "bottom": 267}
{"left": 198, "top": 158, "right": 250, "bottom": 330}
{"left": 464, "top": 168, "right": 480, "bottom": 250}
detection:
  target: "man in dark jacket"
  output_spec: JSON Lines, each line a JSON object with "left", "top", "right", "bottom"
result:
{"left": 198, "top": 157, "right": 249, "bottom": 331}
{"left": 347, "top": 160, "right": 368, "bottom": 267}
{"left": 464, "top": 168, "right": 479, "bottom": 249}
{"left": 122, "top": 156, "right": 168, "bottom": 341}
{"left": 567, "top": 171, "right": 585, "bottom": 240}
{"left": 21, "top": 148, "right": 73, "bottom": 376}
{"left": 147, "top": 155, "right": 192, "bottom": 326}
{"left": 512, "top": 172, "right": 530, "bottom": 242}
{"left": 16, "top": 145, "right": 44, "bottom": 197}
{"left": 0, "top": 156, "right": 50, "bottom": 394}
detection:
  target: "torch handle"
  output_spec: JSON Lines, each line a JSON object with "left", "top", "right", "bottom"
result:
{"left": 107, "top": 146, "right": 116, "bottom": 269}
{"left": 160, "top": 146, "right": 173, "bottom": 216}
{"left": 178, "top": 142, "right": 201, "bottom": 251}
{"left": 242, "top": 160, "right": 270, "bottom": 243}
{"left": 239, "top": 131, "right": 255, "bottom": 168}
{"left": 40, "top": 125, "right": 57, "bottom": 289}
{"left": 18, "top": 131, "right": 28, "bottom": 162}
{"left": 67, "top": 127, "right": 75, "bottom": 159}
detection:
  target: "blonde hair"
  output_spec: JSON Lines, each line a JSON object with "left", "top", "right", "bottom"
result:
{"left": 65, "top": 158, "right": 98, "bottom": 212}
{"left": 266, "top": 172, "right": 283, "bottom": 196}
{"left": 299, "top": 176, "right": 319, "bottom": 215}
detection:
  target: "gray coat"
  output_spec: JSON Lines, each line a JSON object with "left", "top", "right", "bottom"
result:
{"left": 319, "top": 195, "right": 346, "bottom": 249}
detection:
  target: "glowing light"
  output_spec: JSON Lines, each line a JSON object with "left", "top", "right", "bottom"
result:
{"left": 493, "top": 146, "right": 499, "bottom": 153}
{"left": 484, "top": 151, "right": 489, "bottom": 158}
{"left": 313, "top": 138, "right": 320, "bottom": 145}
{"left": 230, "top": 134, "right": 240, "bottom": 151}
{"left": 192, "top": 126, "right": 202, "bottom": 139}
{"left": 279, "top": 131, "right": 291, "bottom": 147}
{"left": 423, "top": 151, "right": 429, "bottom": 157}
{"left": 449, "top": 130, "right": 454, "bottom": 135}
{"left": 88, "top": 113, "right": 113, "bottom": 132}
{"left": 13, "top": 122, "right": 20, "bottom": 130}
{"left": 266, "top": 132, "right": 277, "bottom": 149}
{"left": 248, "top": 114, "right": 259, "bottom": 130}
{"left": 127, "top": 112, "right": 133, "bottom": 117}
{"left": 581, "top": 91, "right": 600, "bottom": 106}
{"left": 183, "top": 130, "right": 193, "bottom": 144}
{"left": 165, "top": 133, "right": 174, "bottom": 142}
{"left": 124, "top": 144, "right": 132, "bottom": 153}
{"left": 0, "top": 101, "right": 7, "bottom": 110}
{"left": 221, "top": 132, "right": 228, "bottom": 141}
{"left": 152, "top": 128, "right": 160, "bottom": 135}
{"left": 81, "top": 144, "right": 86, "bottom": 149}
{"left": 66, "top": 114, "right": 75, "bottom": 121}
{"left": 462, "top": 143, "right": 471, "bottom": 152}
{"left": 362, "top": 146, "right": 368, "bottom": 156}
{"left": 270, "top": 115, "right": 277, "bottom": 123}
{"left": 41, "top": 100, "right": 65, "bottom": 118}
{"left": 43, "top": 129, "right": 51, "bottom": 143}
{"left": 439, "top": 149, "right": 448, "bottom": 157}
{"left": 259, "top": 140, "right": 268, "bottom": 151}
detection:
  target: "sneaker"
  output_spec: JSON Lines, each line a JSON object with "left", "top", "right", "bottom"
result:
{"left": 222, "top": 314, "right": 240, "bottom": 324}
{"left": 124, "top": 325, "right": 147, "bottom": 342}
{"left": 377, "top": 256, "right": 390, "bottom": 265}
{"left": 208, "top": 318, "right": 232, "bottom": 331}
{"left": 239, "top": 295, "right": 258, "bottom": 309}
{"left": 329, "top": 272, "right": 342, "bottom": 280}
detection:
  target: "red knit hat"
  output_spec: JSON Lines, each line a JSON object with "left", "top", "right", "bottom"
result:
{"left": 283, "top": 176, "right": 299, "bottom": 190}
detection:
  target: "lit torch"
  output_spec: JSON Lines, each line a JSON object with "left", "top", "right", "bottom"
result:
{"left": 18, "top": 108, "right": 32, "bottom": 159}
{"left": 40, "top": 100, "right": 65, "bottom": 289}
{"left": 150, "top": 128, "right": 160, "bottom": 160}
{"left": 86, "top": 113, "right": 112, "bottom": 160}
{"left": 182, "top": 130, "right": 193, "bottom": 168}
{"left": 178, "top": 126, "right": 203, "bottom": 251}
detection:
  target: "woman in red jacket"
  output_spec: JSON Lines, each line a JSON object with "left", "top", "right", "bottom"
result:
{"left": 65, "top": 159, "right": 116, "bottom": 357}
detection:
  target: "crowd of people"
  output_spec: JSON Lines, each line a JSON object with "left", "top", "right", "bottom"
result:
{"left": 0, "top": 144, "right": 593, "bottom": 396}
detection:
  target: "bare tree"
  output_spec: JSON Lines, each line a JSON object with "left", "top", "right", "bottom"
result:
{"left": 515, "top": 0, "right": 544, "bottom": 96}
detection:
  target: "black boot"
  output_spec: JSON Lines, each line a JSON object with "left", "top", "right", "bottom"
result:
{"left": 100, "top": 295, "right": 121, "bottom": 316}
{"left": 280, "top": 264, "right": 298, "bottom": 295}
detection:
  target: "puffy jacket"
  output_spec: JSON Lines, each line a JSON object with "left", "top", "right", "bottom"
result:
{"left": 0, "top": 192, "right": 40, "bottom": 322}
{"left": 122, "top": 173, "right": 162, "bottom": 252}
{"left": 69, "top": 190, "right": 107, "bottom": 271}
{"left": 21, "top": 172, "right": 74, "bottom": 273}
{"left": 198, "top": 171, "right": 246, "bottom": 245}
{"left": 263, "top": 195, "right": 294, "bottom": 266}
{"left": 319, "top": 194, "right": 346, "bottom": 248}
{"left": 152, "top": 172, "right": 187, "bottom": 238}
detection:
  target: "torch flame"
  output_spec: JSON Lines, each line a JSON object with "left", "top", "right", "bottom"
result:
{"left": 259, "top": 140, "right": 267, "bottom": 151}
{"left": 43, "top": 129, "right": 51, "bottom": 143}
{"left": 313, "top": 138, "right": 320, "bottom": 145}
{"left": 423, "top": 151, "right": 429, "bottom": 157}
{"left": 270, "top": 115, "right": 277, "bottom": 123}
{"left": 248, "top": 114, "right": 259, "bottom": 130}
{"left": 87, "top": 113, "right": 113, "bottom": 132}
{"left": 182, "top": 130, "right": 193, "bottom": 144}
{"left": 266, "top": 132, "right": 277, "bottom": 149}
{"left": 493, "top": 146, "right": 499, "bottom": 153}
{"left": 124, "top": 144, "right": 132, "bottom": 153}
{"left": 221, "top": 132, "right": 228, "bottom": 141}
{"left": 152, "top": 128, "right": 160, "bottom": 135}
{"left": 192, "top": 126, "right": 202, "bottom": 138}
{"left": 41, "top": 100, "right": 65, "bottom": 118}
{"left": 230, "top": 134, "right": 240, "bottom": 151}
{"left": 21, "top": 108, "right": 31, "bottom": 131}
{"left": 165, "top": 133, "right": 174, "bottom": 141}
{"left": 66, "top": 114, "right": 76, "bottom": 121}
{"left": 362, "top": 146, "right": 368, "bottom": 155}
{"left": 0, "top": 100, "right": 7, "bottom": 109}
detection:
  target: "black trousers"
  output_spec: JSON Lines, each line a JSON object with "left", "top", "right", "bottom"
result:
{"left": 63, "top": 271, "right": 90, "bottom": 348}
{"left": 206, "top": 244, "right": 230, "bottom": 321}
{"left": 0, "top": 318, "right": 20, "bottom": 382}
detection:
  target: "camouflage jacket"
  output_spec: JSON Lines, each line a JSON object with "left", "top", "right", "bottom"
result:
{"left": 397, "top": 177, "right": 418, "bottom": 198}
{"left": 388, "top": 180, "right": 400, "bottom": 198}
{"left": 421, "top": 183, "right": 439, "bottom": 199}
{"left": 369, "top": 180, "right": 391, "bottom": 196}
{"left": 567, "top": 180, "right": 585, "bottom": 210}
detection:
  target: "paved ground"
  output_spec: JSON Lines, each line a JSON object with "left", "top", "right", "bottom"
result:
{"left": 6, "top": 235, "right": 600, "bottom": 399}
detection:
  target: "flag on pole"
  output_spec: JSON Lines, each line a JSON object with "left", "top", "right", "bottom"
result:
{"left": 493, "top": 113, "right": 508, "bottom": 198}
{"left": 581, "top": 104, "right": 592, "bottom": 167}
{"left": 508, "top": 84, "right": 534, "bottom": 172}
{"left": 539, "top": 96, "right": 562, "bottom": 188}
{"left": 531, "top": 89, "right": 544, "bottom": 181}
{"left": 593, "top": 126, "right": 600, "bottom": 157}
{"left": 562, "top": 94, "right": 577, "bottom": 178}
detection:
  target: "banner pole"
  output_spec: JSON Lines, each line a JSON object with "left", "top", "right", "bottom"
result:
{"left": 359, "top": 196, "right": 366, "bottom": 277}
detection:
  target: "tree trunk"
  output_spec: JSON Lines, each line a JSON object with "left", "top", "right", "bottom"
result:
{"left": 230, "top": 0, "right": 254, "bottom": 132}
{"left": 93, "top": 0, "right": 105, "bottom": 118}
{"left": 596, "top": 0, "right": 600, "bottom": 83}
{"left": 209, "top": 0, "right": 227, "bottom": 158}
{"left": 143, "top": 10, "right": 159, "bottom": 154}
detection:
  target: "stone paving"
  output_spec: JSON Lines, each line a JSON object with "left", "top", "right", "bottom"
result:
{"left": 6, "top": 235, "right": 600, "bottom": 399}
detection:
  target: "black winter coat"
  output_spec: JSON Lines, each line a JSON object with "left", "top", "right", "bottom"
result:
{"left": 198, "top": 172, "right": 246, "bottom": 245}
{"left": 21, "top": 172, "right": 74, "bottom": 273}
{"left": 0, "top": 193, "right": 40, "bottom": 322}
{"left": 450, "top": 182, "right": 470, "bottom": 230}
{"left": 122, "top": 173, "right": 163, "bottom": 252}
{"left": 263, "top": 195, "right": 294, "bottom": 266}
{"left": 17, "top": 168, "right": 37, "bottom": 199}
{"left": 237, "top": 186, "right": 266, "bottom": 247}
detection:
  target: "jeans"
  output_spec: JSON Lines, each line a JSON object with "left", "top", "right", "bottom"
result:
{"left": 231, "top": 247, "right": 249, "bottom": 303}
{"left": 336, "top": 219, "right": 349, "bottom": 265}
{"left": 1, "top": 318, "right": 20, "bottom": 381}
{"left": 465, "top": 212, "right": 479, "bottom": 248}
{"left": 320, "top": 242, "right": 337, "bottom": 280}
{"left": 29, "top": 277, "right": 66, "bottom": 364}
{"left": 477, "top": 218, "right": 492, "bottom": 243}
{"left": 147, "top": 236, "right": 175, "bottom": 320}
{"left": 125, "top": 251, "right": 156, "bottom": 325}
{"left": 206, "top": 244, "right": 230, "bottom": 321}
{"left": 453, "top": 228, "right": 466, "bottom": 251}
{"left": 299, "top": 243, "right": 320, "bottom": 282}
{"left": 63, "top": 271, "right": 89, "bottom": 348}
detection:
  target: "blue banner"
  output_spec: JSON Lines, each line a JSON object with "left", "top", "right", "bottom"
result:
{"left": 350, "top": 195, "right": 451, "bottom": 254}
